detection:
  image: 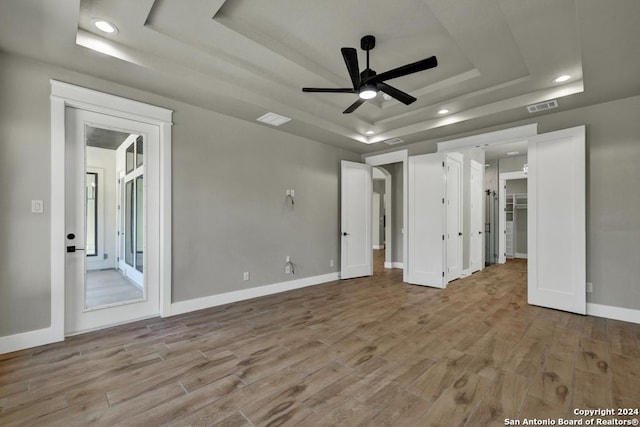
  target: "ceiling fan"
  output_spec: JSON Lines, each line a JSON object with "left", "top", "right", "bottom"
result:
{"left": 302, "top": 35, "right": 438, "bottom": 114}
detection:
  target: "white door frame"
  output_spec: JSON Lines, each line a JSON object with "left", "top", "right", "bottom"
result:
{"left": 498, "top": 171, "right": 527, "bottom": 264}
{"left": 364, "top": 150, "right": 408, "bottom": 282}
{"left": 51, "top": 80, "right": 172, "bottom": 342}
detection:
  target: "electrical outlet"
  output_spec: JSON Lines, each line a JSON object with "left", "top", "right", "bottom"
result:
{"left": 243, "top": 272, "right": 250, "bottom": 281}
{"left": 285, "top": 265, "right": 291, "bottom": 274}
{"left": 586, "top": 282, "right": 593, "bottom": 293}
{"left": 329, "top": 259, "right": 334, "bottom": 267}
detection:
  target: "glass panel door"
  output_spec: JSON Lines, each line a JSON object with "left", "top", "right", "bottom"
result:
{"left": 83, "top": 124, "right": 144, "bottom": 310}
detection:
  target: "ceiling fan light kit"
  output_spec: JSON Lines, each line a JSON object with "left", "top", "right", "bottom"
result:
{"left": 302, "top": 35, "right": 438, "bottom": 114}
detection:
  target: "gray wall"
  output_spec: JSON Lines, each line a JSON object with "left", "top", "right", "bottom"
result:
{"left": 372, "top": 178, "right": 386, "bottom": 246}
{"left": 0, "top": 52, "right": 360, "bottom": 337}
{"left": 499, "top": 155, "right": 528, "bottom": 173}
{"left": 506, "top": 178, "right": 527, "bottom": 194}
{"left": 379, "top": 163, "right": 404, "bottom": 264}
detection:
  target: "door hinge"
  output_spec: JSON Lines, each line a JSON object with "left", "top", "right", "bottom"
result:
{"left": 442, "top": 235, "right": 445, "bottom": 241}
{"left": 442, "top": 272, "right": 445, "bottom": 277}
{"left": 442, "top": 198, "right": 445, "bottom": 204}
{"left": 442, "top": 161, "right": 445, "bottom": 167}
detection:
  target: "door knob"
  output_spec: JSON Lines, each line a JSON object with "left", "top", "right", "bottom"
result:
{"left": 458, "top": 232, "right": 463, "bottom": 236}
{"left": 66, "top": 245, "right": 85, "bottom": 253}
{"left": 67, "top": 233, "right": 76, "bottom": 240}
{"left": 342, "top": 232, "right": 349, "bottom": 236}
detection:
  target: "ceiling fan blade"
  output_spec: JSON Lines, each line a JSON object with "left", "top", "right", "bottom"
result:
{"left": 378, "top": 83, "right": 417, "bottom": 105}
{"left": 302, "top": 88, "right": 356, "bottom": 93}
{"left": 343, "top": 98, "right": 365, "bottom": 114}
{"left": 367, "top": 56, "right": 438, "bottom": 84}
{"left": 341, "top": 47, "right": 361, "bottom": 90}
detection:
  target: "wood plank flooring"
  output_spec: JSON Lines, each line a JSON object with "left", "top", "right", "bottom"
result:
{"left": 86, "top": 269, "right": 143, "bottom": 308}
{"left": 1, "top": 254, "right": 639, "bottom": 426}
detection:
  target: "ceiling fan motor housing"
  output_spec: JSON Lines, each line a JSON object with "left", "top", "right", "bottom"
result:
{"left": 361, "top": 35, "right": 376, "bottom": 51}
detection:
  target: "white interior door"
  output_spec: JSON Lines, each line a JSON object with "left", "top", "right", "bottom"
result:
{"left": 407, "top": 153, "right": 446, "bottom": 288}
{"left": 446, "top": 153, "right": 463, "bottom": 281}
{"left": 528, "top": 126, "right": 586, "bottom": 315}
{"left": 341, "top": 161, "right": 373, "bottom": 279}
{"left": 65, "top": 107, "right": 160, "bottom": 334}
{"left": 469, "top": 160, "right": 484, "bottom": 273}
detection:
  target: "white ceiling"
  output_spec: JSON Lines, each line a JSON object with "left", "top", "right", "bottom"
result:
{"left": 1, "top": 0, "right": 639, "bottom": 154}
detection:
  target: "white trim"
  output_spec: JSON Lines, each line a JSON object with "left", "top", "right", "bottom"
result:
{"left": 436, "top": 124, "right": 538, "bottom": 152}
{"left": 500, "top": 171, "right": 527, "bottom": 181}
{"left": 461, "top": 269, "right": 471, "bottom": 278}
{"left": 0, "top": 326, "right": 59, "bottom": 354}
{"left": 11, "top": 80, "right": 175, "bottom": 352}
{"left": 373, "top": 245, "right": 385, "bottom": 250}
{"left": 587, "top": 303, "right": 640, "bottom": 324}
{"left": 169, "top": 273, "right": 339, "bottom": 316}
{"left": 384, "top": 262, "right": 393, "bottom": 269}
{"left": 392, "top": 262, "right": 404, "bottom": 269}
{"left": 364, "top": 150, "right": 408, "bottom": 165}
{"left": 364, "top": 149, "right": 409, "bottom": 282}
{"left": 515, "top": 253, "right": 528, "bottom": 259}
{"left": 50, "top": 80, "right": 172, "bottom": 124}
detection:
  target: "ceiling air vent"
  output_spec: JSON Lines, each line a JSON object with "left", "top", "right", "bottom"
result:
{"left": 527, "top": 99, "right": 558, "bottom": 113}
{"left": 384, "top": 137, "right": 404, "bottom": 145}
{"left": 256, "top": 112, "right": 291, "bottom": 127}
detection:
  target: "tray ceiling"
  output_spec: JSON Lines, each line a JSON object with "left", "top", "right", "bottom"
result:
{"left": 1, "top": 0, "right": 639, "bottom": 153}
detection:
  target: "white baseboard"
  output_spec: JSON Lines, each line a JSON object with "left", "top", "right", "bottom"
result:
{"left": 392, "top": 262, "right": 404, "bottom": 269}
{"left": 515, "top": 253, "right": 528, "bottom": 259}
{"left": 587, "top": 303, "right": 640, "bottom": 324}
{"left": 461, "top": 269, "right": 471, "bottom": 278}
{"left": 170, "top": 272, "right": 340, "bottom": 316}
{"left": 0, "top": 326, "right": 63, "bottom": 355}
{"left": 384, "top": 262, "right": 392, "bottom": 269}
{"left": 372, "top": 245, "right": 385, "bottom": 250}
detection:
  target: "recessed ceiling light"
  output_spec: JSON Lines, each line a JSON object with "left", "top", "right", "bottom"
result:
{"left": 438, "top": 109, "right": 449, "bottom": 115}
{"left": 506, "top": 151, "right": 520, "bottom": 156}
{"left": 92, "top": 19, "right": 118, "bottom": 34}
{"left": 554, "top": 74, "right": 571, "bottom": 83}
{"left": 365, "top": 130, "right": 375, "bottom": 135}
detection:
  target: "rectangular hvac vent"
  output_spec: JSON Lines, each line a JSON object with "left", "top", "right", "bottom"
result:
{"left": 527, "top": 99, "right": 558, "bottom": 113}
{"left": 384, "top": 137, "right": 404, "bottom": 145}
{"left": 257, "top": 112, "right": 291, "bottom": 127}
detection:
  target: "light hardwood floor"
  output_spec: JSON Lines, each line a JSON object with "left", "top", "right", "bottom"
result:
{"left": 86, "top": 269, "right": 143, "bottom": 308}
{"left": 1, "top": 254, "right": 639, "bottom": 426}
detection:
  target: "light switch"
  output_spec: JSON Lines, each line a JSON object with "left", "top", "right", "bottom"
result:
{"left": 31, "top": 200, "right": 44, "bottom": 214}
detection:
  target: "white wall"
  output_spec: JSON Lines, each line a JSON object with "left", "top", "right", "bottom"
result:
{"left": 86, "top": 146, "right": 117, "bottom": 270}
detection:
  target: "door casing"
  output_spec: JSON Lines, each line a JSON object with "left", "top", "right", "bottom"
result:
{"left": 51, "top": 80, "right": 172, "bottom": 342}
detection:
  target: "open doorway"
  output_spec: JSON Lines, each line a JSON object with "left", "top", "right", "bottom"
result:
{"left": 371, "top": 164, "right": 402, "bottom": 275}
{"left": 367, "top": 155, "right": 406, "bottom": 279}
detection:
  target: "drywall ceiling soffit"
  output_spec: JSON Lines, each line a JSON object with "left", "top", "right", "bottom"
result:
{"left": 6, "top": 1, "right": 639, "bottom": 153}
